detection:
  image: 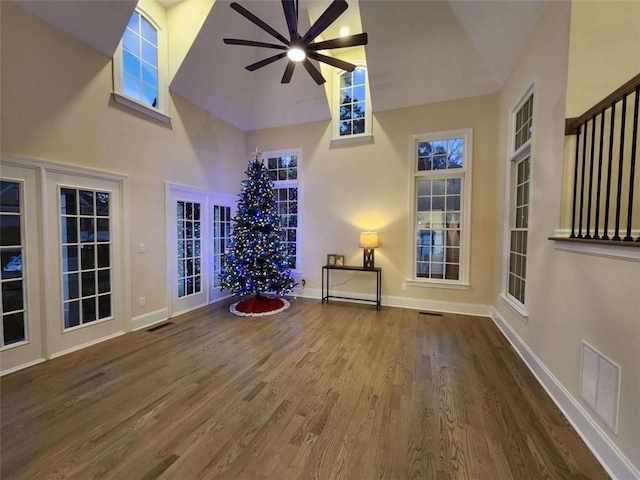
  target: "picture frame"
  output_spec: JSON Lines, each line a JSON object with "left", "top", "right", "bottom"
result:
{"left": 327, "top": 254, "right": 337, "bottom": 266}
{"left": 335, "top": 255, "right": 345, "bottom": 266}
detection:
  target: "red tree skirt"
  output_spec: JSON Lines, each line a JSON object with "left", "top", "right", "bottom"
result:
{"left": 230, "top": 296, "right": 290, "bottom": 317}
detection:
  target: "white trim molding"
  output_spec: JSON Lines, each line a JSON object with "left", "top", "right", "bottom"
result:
{"left": 551, "top": 231, "right": 640, "bottom": 262}
{"left": 491, "top": 307, "right": 640, "bottom": 480}
{"left": 131, "top": 308, "right": 169, "bottom": 331}
{"left": 1, "top": 358, "right": 46, "bottom": 377}
{"left": 48, "top": 331, "right": 125, "bottom": 360}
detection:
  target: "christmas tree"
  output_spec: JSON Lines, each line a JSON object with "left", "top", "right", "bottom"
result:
{"left": 219, "top": 152, "right": 295, "bottom": 307}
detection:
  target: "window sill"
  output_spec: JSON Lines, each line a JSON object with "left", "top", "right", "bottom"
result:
{"left": 406, "top": 279, "right": 470, "bottom": 291}
{"left": 500, "top": 293, "right": 529, "bottom": 323}
{"left": 112, "top": 92, "right": 171, "bottom": 124}
{"left": 330, "top": 134, "right": 373, "bottom": 148}
{"left": 549, "top": 235, "right": 640, "bottom": 262}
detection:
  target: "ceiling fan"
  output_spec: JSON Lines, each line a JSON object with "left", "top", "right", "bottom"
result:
{"left": 223, "top": 0, "right": 368, "bottom": 85}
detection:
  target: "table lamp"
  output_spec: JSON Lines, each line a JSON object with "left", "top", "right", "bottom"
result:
{"left": 359, "top": 231, "right": 379, "bottom": 269}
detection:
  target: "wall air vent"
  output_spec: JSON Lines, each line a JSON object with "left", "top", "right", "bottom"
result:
{"left": 579, "top": 341, "right": 620, "bottom": 434}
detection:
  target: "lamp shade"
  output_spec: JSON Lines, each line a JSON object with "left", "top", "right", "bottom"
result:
{"left": 359, "top": 231, "right": 379, "bottom": 249}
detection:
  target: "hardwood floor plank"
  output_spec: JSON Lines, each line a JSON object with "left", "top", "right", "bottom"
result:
{"left": 0, "top": 299, "right": 610, "bottom": 480}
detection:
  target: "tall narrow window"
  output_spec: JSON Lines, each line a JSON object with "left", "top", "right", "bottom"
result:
{"left": 60, "top": 188, "right": 112, "bottom": 329}
{"left": 504, "top": 89, "right": 534, "bottom": 314}
{"left": 410, "top": 130, "right": 472, "bottom": 287}
{"left": 265, "top": 151, "right": 301, "bottom": 271}
{"left": 212, "top": 205, "right": 232, "bottom": 288}
{"left": 1, "top": 181, "right": 26, "bottom": 346}
{"left": 177, "top": 201, "right": 202, "bottom": 298}
{"left": 332, "top": 67, "right": 372, "bottom": 142}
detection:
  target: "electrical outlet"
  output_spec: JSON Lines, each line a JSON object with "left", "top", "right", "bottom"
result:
{"left": 301, "top": 278, "right": 306, "bottom": 287}
{"left": 138, "top": 242, "right": 146, "bottom": 253}
{"left": 401, "top": 283, "right": 407, "bottom": 291}
{"left": 139, "top": 297, "right": 146, "bottom": 307}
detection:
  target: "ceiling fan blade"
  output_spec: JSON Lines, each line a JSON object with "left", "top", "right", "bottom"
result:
{"left": 281, "top": 61, "right": 296, "bottom": 83}
{"left": 307, "top": 52, "right": 356, "bottom": 72}
{"left": 224, "top": 38, "right": 288, "bottom": 50}
{"left": 308, "top": 33, "right": 368, "bottom": 51}
{"left": 301, "top": 0, "right": 348, "bottom": 44}
{"left": 302, "top": 59, "right": 326, "bottom": 85}
{"left": 230, "top": 2, "right": 290, "bottom": 46}
{"left": 282, "top": 0, "right": 298, "bottom": 41}
{"left": 246, "top": 52, "right": 288, "bottom": 72}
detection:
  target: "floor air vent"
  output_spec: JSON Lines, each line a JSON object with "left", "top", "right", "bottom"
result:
{"left": 147, "top": 322, "right": 173, "bottom": 332}
{"left": 579, "top": 341, "right": 620, "bottom": 434}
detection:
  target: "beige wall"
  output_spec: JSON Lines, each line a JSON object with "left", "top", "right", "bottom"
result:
{"left": 247, "top": 92, "right": 499, "bottom": 307}
{"left": 1, "top": 2, "right": 247, "bottom": 317}
{"left": 494, "top": 0, "right": 640, "bottom": 470}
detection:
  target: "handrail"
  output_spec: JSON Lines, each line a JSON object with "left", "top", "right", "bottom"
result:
{"left": 565, "top": 73, "right": 640, "bottom": 135}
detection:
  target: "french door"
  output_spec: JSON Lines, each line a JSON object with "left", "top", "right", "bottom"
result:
{"left": 210, "top": 193, "right": 236, "bottom": 303}
{"left": 166, "top": 185, "right": 209, "bottom": 317}
{"left": 0, "top": 165, "right": 44, "bottom": 374}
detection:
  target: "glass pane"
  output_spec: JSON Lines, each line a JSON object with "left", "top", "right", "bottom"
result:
{"left": 81, "top": 244, "right": 95, "bottom": 270}
{"left": 63, "top": 273, "right": 79, "bottom": 301}
{"left": 62, "top": 245, "right": 79, "bottom": 272}
{"left": 3, "top": 312, "right": 25, "bottom": 344}
{"left": 82, "top": 298, "right": 97, "bottom": 323}
{"left": 446, "top": 232, "right": 460, "bottom": 247}
{"left": 432, "top": 155, "right": 447, "bottom": 170}
{"left": 194, "top": 222, "right": 201, "bottom": 239}
{"left": 177, "top": 202, "right": 184, "bottom": 220}
{"left": 354, "top": 68, "right": 366, "bottom": 85}
{"left": 96, "top": 218, "right": 109, "bottom": 242}
{"left": 417, "top": 197, "right": 430, "bottom": 212}
{"left": 178, "top": 279, "right": 185, "bottom": 297}
{"left": 123, "top": 74, "right": 142, "bottom": 101}
{"left": 64, "top": 301, "right": 80, "bottom": 329}
{"left": 340, "top": 104, "right": 352, "bottom": 121}
{"left": 1, "top": 249, "right": 22, "bottom": 279}
{"left": 446, "top": 195, "right": 460, "bottom": 211}
{"left": 445, "top": 264, "right": 459, "bottom": 280}
{"left": 98, "top": 294, "right": 112, "bottom": 319}
{"left": 80, "top": 218, "right": 94, "bottom": 242}
{"left": 353, "top": 86, "right": 366, "bottom": 103}
{"left": 186, "top": 278, "right": 193, "bottom": 295}
{"left": 2, "top": 280, "right": 23, "bottom": 313}
{"left": 194, "top": 276, "right": 201, "bottom": 293}
{"left": 82, "top": 271, "right": 96, "bottom": 297}
{"left": 142, "top": 85, "right": 158, "bottom": 108}
{"left": 61, "top": 216, "right": 77, "bottom": 244}
{"left": 194, "top": 258, "right": 201, "bottom": 275}
{"left": 141, "top": 17, "right": 157, "bottom": 44}
{"left": 340, "top": 72, "right": 352, "bottom": 88}
{"left": 185, "top": 222, "right": 193, "bottom": 239}
{"left": 98, "top": 270, "right": 110, "bottom": 294}
{"left": 0, "top": 182, "right": 20, "bottom": 213}
{"left": 193, "top": 203, "right": 201, "bottom": 221}
{"left": 123, "top": 51, "right": 141, "bottom": 79}
{"left": 96, "top": 192, "right": 109, "bottom": 216}
{"left": 141, "top": 41, "right": 157, "bottom": 68}
{"left": 432, "top": 179, "right": 445, "bottom": 195}
{"left": 123, "top": 29, "right": 140, "bottom": 56}
{"left": 0, "top": 215, "right": 21, "bottom": 246}
{"left": 446, "top": 246, "right": 460, "bottom": 262}
{"left": 340, "top": 121, "right": 351, "bottom": 136}
{"left": 142, "top": 62, "right": 158, "bottom": 88}
{"left": 60, "top": 188, "right": 77, "bottom": 215}
{"left": 97, "top": 244, "right": 110, "bottom": 268}
{"left": 127, "top": 11, "right": 140, "bottom": 33}
{"left": 187, "top": 259, "right": 194, "bottom": 276}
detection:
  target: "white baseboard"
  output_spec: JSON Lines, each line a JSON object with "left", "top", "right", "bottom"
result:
{"left": 210, "top": 294, "right": 233, "bottom": 304}
{"left": 132, "top": 308, "right": 169, "bottom": 331}
{"left": 0, "top": 357, "right": 46, "bottom": 377}
{"left": 49, "top": 331, "right": 126, "bottom": 360}
{"left": 490, "top": 307, "right": 640, "bottom": 480}
{"left": 302, "top": 288, "right": 492, "bottom": 317}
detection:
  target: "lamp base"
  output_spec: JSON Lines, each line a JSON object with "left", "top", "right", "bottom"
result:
{"left": 363, "top": 248, "right": 375, "bottom": 269}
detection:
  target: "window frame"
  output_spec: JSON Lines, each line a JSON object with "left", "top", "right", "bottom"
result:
{"left": 331, "top": 65, "right": 373, "bottom": 145}
{"left": 112, "top": 6, "right": 170, "bottom": 123}
{"left": 407, "top": 128, "right": 473, "bottom": 289}
{"left": 500, "top": 84, "right": 535, "bottom": 321}
{"left": 263, "top": 148, "right": 302, "bottom": 274}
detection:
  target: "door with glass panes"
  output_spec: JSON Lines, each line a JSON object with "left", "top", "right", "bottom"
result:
{"left": 45, "top": 172, "right": 124, "bottom": 357}
{"left": 168, "top": 187, "right": 209, "bottom": 317}
{"left": 210, "top": 193, "right": 236, "bottom": 303}
{"left": 0, "top": 165, "right": 44, "bottom": 374}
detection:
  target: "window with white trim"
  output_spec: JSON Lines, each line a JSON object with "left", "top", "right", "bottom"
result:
{"left": 113, "top": 8, "right": 169, "bottom": 122}
{"left": 505, "top": 91, "right": 533, "bottom": 308}
{"left": 409, "top": 130, "right": 472, "bottom": 287}
{"left": 332, "top": 67, "right": 372, "bottom": 142}
{"left": 265, "top": 151, "right": 301, "bottom": 271}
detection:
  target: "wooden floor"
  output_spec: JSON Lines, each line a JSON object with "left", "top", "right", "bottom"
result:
{"left": 1, "top": 298, "right": 609, "bottom": 480}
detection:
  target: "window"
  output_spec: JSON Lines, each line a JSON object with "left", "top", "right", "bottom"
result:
{"left": 60, "top": 188, "right": 112, "bottom": 329}
{"left": 503, "top": 89, "right": 533, "bottom": 315}
{"left": 177, "top": 201, "right": 202, "bottom": 298}
{"left": 113, "top": 8, "right": 169, "bottom": 122}
{"left": 1, "top": 181, "right": 26, "bottom": 346}
{"left": 265, "top": 151, "right": 301, "bottom": 271}
{"left": 212, "top": 205, "right": 232, "bottom": 288}
{"left": 409, "top": 130, "right": 472, "bottom": 287}
{"left": 332, "top": 66, "right": 372, "bottom": 143}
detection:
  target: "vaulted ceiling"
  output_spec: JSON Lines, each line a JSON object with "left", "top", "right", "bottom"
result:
{"left": 14, "top": 0, "right": 546, "bottom": 131}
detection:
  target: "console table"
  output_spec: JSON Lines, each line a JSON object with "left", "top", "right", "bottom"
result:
{"left": 321, "top": 265, "right": 382, "bottom": 310}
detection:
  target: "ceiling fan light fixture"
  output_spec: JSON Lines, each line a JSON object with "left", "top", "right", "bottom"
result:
{"left": 339, "top": 26, "right": 350, "bottom": 37}
{"left": 287, "top": 47, "right": 306, "bottom": 62}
